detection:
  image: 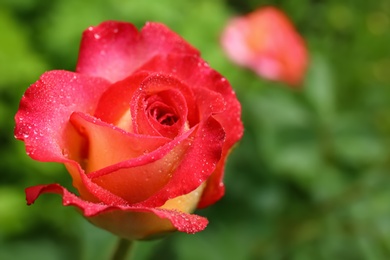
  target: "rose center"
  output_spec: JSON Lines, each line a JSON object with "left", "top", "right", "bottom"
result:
{"left": 150, "top": 106, "right": 178, "bottom": 126}
{"left": 138, "top": 89, "right": 188, "bottom": 138}
{"left": 145, "top": 94, "right": 179, "bottom": 127}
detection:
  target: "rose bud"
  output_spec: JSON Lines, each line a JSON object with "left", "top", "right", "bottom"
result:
{"left": 221, "top": 6, "right": 308, "bottom": 87}
{"left": 15, "top": 21, "right": 243, "bottom": 240}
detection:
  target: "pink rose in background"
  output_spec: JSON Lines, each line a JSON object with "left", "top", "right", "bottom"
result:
{"left": 15, "top": 21, "right": 243, "bottom": 240}
{"left": 221, "top": 6, "right": 308, "bottom": 87}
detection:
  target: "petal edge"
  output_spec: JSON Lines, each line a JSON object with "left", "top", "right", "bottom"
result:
{"left": 26, "top": 184, "right": 208, "bottom": 239}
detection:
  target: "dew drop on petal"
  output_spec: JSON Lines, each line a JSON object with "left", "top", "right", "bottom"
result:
{"left": 62, "top": 148, "right": 69, "bottom": 157}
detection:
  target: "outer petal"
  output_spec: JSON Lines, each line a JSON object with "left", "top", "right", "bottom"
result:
{"left": 198, "top": 152, "right": 229, "bottom": 208}
{"left": 136, "top": 55, "right": 243, "bottom": 207}
{"left": 13, "top": 71, "right": 129, "bottom": 206}
{"left": 57, "top": 161, "right": 130, "bottom": 205}
{"left": 26, "top": 184, "right": 208, "bottom": 240}
{"left": 69, "top": 112, "right": 170, "bottom": 173}
{"left": 70, "top": 112, "right": 193, "bottom": 204}
{"left": 76, "top": 21, "right": 200, "bottom": 83}
{"left": 14, "top": 70, "right": 111, "bottom": 162}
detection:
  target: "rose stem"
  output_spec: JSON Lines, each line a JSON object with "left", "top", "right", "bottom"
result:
{"left": 111, "top": 238, "right": 134, "bottom": 260}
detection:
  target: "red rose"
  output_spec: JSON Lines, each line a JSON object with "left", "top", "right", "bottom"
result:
{"left": 221, "top": 6, "right": 308, "bottom": 87}
{"left": 15, "top": 21, "right": 243, "bottom": 240}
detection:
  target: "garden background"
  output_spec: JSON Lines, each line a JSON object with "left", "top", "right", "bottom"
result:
{"left": 1, "top": 0, "right": 390, "bottom": 259}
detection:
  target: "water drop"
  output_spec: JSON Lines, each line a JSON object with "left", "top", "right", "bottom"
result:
{"left": 62, "top": 148, "right": 69, "bottom": 157}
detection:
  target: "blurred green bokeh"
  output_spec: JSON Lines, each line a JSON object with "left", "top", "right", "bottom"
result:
{"left": 1, "top": 0, "right": 390, "bottom": 259}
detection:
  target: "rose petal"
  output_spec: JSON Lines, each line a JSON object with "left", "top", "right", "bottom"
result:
{"left": 14, "top": 70, "right": 110, "bottom": 162}
{"left": 26, "top": 184, "right": 208, "bottom": 239}
{"left": 135, "top": 116, "right": 225, "bottom": 208}
{"left": 160, "top": 182, "right": 206, "bottom": 214}
{"left": 76, "top": 21, "right": 200, "bottom": 83}
{"left": 87, "top": 124, "right": 197, "bottom": 205}
{"left": 65, "top": 161, "right": 131, "bottom": 206}
{"left": 69, "top": 112, "right": 170, "bottom": 173}
{"left": 93, "top": 71, "right": 150, "bottom": 131}
{"left": 197, "top": 154, "right": 227, "bottom": 208}
{"left": 13, "top": 70, "right": 126, "bottom": 205}
{"left": 135, "top": 55, "right": 243, "bottom": 207}
{"left": 192, "top": 87, "right": 225, "bottom": 118}
{"left": 196, "top": 78, "right": 243, "bottom": 208}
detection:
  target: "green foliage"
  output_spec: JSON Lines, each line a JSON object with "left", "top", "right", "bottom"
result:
{"left": 1, "top": 0, "right": 390, "bottom": 259}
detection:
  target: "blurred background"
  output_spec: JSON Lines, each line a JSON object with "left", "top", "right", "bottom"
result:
{"left": 1, "top": 0, "right": 390, "bottom": 259}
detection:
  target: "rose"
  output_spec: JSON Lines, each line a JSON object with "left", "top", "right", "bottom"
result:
{"left": 15, "top": 21, "right": 243, "bottom": 240}
{"left": 221, "top": 6, "right": 308, "bottom": 87}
